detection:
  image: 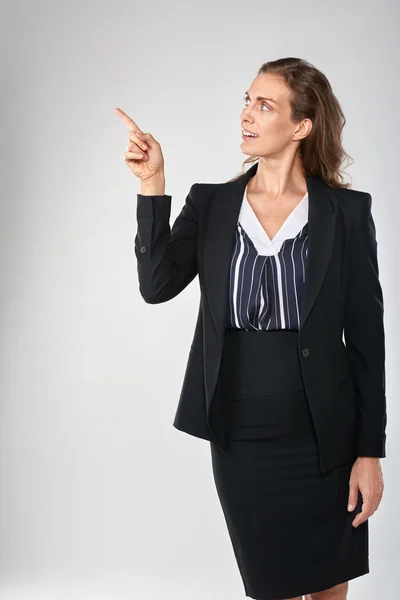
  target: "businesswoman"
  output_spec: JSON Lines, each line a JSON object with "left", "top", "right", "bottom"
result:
{"left": 116, "top": 57, "right": 386, "bottom": 600}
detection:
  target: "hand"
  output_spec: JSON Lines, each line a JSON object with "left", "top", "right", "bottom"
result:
{"left": 347, "top": 457, "right": 384, "bottom": 527}
{"left": 114, "top": 107, "right": 165, "bottom": 182}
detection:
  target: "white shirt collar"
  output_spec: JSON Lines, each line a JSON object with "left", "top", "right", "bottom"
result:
{"left": 238, "top": 186, "right": 309, "bottom": 256}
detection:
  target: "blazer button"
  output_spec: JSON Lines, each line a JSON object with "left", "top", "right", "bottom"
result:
{"left": 140, "top": 246, "right": 147, "bottom": 253}
{"left": 301, "top": 347, "right": 310, "bottom": 357}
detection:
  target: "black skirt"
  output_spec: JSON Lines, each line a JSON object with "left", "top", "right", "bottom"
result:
{"left": 210, "top": 328, "right": 368, "bottom": 600}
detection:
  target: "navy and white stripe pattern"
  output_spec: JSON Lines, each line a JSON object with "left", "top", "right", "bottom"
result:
{"left": 225, "top": 187, "right": 309, "bottom": 331}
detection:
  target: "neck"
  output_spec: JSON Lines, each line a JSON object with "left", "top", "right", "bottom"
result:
{"left": 250, "top": 156, "right": 306, "bottom": 198}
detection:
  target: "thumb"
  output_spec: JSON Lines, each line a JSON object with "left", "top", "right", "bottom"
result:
{"left": 136, "top": 131, "right": 159, "bottom": 152}
{"left": 137, "top": 131, "right": 154, "bottom": 143}
{"left": 347, "top": 483, "right": 359, "bottom": 511}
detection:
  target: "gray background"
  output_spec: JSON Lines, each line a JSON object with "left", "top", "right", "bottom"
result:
{"left": 0, "top": 0, "right": 398, "bottom": 598}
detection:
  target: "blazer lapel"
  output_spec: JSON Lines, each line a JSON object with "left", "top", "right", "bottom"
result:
{"left": 203, "top": 161, "right": 337, "bottom": 348}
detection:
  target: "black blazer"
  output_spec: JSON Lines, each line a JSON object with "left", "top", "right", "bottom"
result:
{"left": 134, "top": 161, "right": 387, "bottom": 475}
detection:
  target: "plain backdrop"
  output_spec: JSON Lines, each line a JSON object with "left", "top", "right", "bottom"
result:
{"left": 0, "top": 0, "right": 398, "bottom": 598}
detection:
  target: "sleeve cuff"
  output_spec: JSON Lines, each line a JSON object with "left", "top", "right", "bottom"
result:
{"left": 356, "top": 435, "right": 386, "bottom": 458}
{"left": 136, "top": 194, "right": 172, "bottom": 218}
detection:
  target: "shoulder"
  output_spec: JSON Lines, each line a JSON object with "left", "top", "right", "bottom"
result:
{"left": 189, "top": 181, "right": 223, "bottom": 212}
{"left": 329, "top": 185, "right": 372, "bottom": 227}
{"left": 194, "top": 182, "right": 223, "bottom": 193}
{"left": 329, "top": 184, "right": 370, "bottom": 204}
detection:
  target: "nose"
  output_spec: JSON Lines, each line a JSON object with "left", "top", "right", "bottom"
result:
{"left": 241, "top": 118, "right": 254, "bottom": 129}
{"left": 241, "top": 108, "right": 254, "bottom": 123}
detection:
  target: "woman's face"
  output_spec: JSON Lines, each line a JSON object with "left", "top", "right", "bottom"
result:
{"left": 240, "top": 73, "right": 305, "bottom": 158}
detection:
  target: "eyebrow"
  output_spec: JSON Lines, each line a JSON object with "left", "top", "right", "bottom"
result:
{"left": 244, "top": 91, "right": 278, "bottom": 104}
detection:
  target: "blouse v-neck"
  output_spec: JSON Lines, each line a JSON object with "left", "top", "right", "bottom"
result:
{"left": 238, "top": 186, "right": 309, "bottom": 256}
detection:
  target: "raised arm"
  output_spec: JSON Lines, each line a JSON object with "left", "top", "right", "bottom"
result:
{"left": 114, "top": 107, "right": 200, "bottom": 304}
{"left": 134, "top": 182, "right": 199, "bottom": 303}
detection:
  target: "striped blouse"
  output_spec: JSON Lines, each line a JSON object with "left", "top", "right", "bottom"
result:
{"left": 225, "top": 186, "right": 309, "bottom": 331}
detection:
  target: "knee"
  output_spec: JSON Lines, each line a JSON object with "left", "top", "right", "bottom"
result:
{"left": 306, "top": 581, "right": 348, "bottom": 599}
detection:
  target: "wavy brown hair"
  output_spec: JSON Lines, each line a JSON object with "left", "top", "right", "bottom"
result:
{"left": 228, "top": 57, "right": 354, "bottom": 188}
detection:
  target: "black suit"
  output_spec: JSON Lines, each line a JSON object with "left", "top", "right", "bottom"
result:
{"left": 135, "top": 161, "right": 386, "bottom": 475}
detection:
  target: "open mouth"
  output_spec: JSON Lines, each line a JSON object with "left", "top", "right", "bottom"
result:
{"left": 242, "top": 131, "right": 259, "bottom": 141}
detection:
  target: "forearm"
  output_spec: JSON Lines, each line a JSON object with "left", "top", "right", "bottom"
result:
{"left": 134, "top": 182, "right": 199, "bottom": 303}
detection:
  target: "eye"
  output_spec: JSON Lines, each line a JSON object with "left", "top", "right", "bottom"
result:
{"left": 243, "top": 96, "right": 270, "bottom": 111}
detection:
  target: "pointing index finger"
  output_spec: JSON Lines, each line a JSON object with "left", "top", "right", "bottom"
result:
{"left": 114, "top": 107, "right": 143, "bottom": 133}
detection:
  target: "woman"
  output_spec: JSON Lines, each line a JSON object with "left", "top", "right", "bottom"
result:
{"left": 115, "top": 57, "right": 386, "bottom": 600}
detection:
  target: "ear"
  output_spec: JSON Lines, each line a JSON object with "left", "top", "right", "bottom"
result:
{"left": 294, "top": 118, "right": 313, "bottom": 141}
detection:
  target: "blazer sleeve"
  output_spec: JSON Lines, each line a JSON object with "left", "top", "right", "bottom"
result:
{"left": 134, "top": 182, "right": 199, "bottom": 303}
{"left": 344, "top": 192, "right": 387, "bottom": 458}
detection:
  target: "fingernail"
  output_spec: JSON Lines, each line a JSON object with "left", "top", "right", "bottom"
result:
{"left": 348, "top": 504, "right": 354, "bottom": 510}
